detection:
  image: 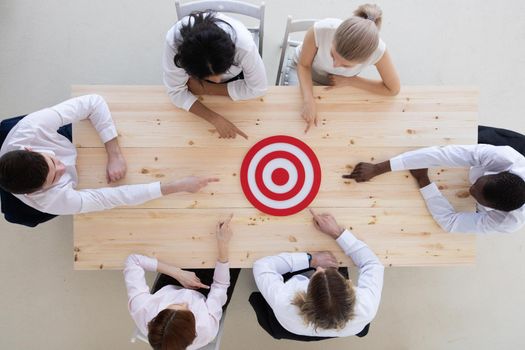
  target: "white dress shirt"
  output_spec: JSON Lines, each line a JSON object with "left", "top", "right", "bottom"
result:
{"left": 253, "top": 230, "right": 384, "bottom": 337}
{"left": 390, "top": 144, "right": 525, "bottom": 234}
{"left": 124, "top": 254, "right": 230, "bottom": 350}
{"left": 292, "top": 18, "right": 386, "bottom": 85}
{"left": 0, "top": 95, "right": 162, "bottom": 215}
{"left": 162, "top": 13, "right": 267, "bottom": 111}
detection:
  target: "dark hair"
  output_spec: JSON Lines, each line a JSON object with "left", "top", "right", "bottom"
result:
{"left": 292, "top": 268, "right": 356, "bottom": 330}
{"left": 482, "top": 171, "right": 525, "bottom": 212}
{"left": 147, "top": 309, "right": 196, "bottom": 350}
{"left": 0, "top": 150, "right": 49, "bottom": 194}
{"left": 174, "top": 11, "right": 236, "bottom": 80}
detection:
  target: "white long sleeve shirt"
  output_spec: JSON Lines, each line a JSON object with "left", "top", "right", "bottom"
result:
{"left": 0, "top": 95, "right": 162, "bottom": 215}
{"left": 389, "top": 144, "right": 525, "bottom": 234}
{"left": 253, "top": 230, "right": 384, "bottom": 337}
{"left": 124, "top": 254, "right": 230, "bottom": 350}
{"left": 162, "top": 13, "right": 267, "bottom": 111}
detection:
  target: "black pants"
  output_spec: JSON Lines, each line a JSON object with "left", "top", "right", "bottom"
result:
{"left": 152, "top": 268, "right": 241, "bottom": 311}
{"left": 249, "top": 267, "right": 370, "bottom": 341}
{"left": 0, "top": 115, "right": 72, "bottom": 227}
{"left": 478, "top": 125, "right": 525, "bottom": 155}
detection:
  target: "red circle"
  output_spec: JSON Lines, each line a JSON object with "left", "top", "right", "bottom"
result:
{"left": 255, "top": 151, "right": 305, "bottom": 201}
{"left": 272, "top": 168, "right": 289, "bottom": 186}
{"left": 240, "top": 135, "right": 322, "bottom": 216}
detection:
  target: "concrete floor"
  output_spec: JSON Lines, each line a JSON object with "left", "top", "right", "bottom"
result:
{"left": 1, "top": 0, "right": 525, "bottom": 349}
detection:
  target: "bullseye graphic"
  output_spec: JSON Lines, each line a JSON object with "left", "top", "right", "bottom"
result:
{"left": 240, "top": 135, "right": 322, "bottom": 216}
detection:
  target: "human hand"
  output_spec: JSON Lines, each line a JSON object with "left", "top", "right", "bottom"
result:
{"left": 327, "top": 74, "right": 353, "bottom": 88}
{"left": 409, "top": 168, "right": 431, "bottom": 188}
{"left": 343, "top": 162, "right": 379, "bottom": 182}
{"left": 216, "top": 214, "right": 234, "bottom": 244}
{"left": 309, "top": 251, "right": 339, "bottom": 269}
{"left": 106, "top": 152, "right": 127, "bottom": 183}
{"left": 216, "top": 214, "right": 233, "bottom": 263}
{"left": 302, "top": 98, "right": 318, "bottom": 133}
{"left": 173, "top": 176, "right": 219, "bottom": 193}
{"left": 187, "top": 77, "right": 207, "bottom": 95}
{"left": 211, "top": 115, "right": 248, "bottom": 139}
{"left": 174, "top": 269, "right": 210, "bottom": 290}
{"left": 309, "top": 209, "right": 344, "bottom": 239}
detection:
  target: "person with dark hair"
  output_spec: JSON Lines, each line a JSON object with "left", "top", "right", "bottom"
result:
{"left": 163, "top": 11, "right": 267, "bottom": 139}
{"left": 124, "top": 215, "right": 237, "bottom": 350}
{"left": 0, "top": 95, "right": 218, "bottom": 215}
{"left": 252, "top": 210, "right": 384, "bottom": 339}
{"left": 345, "top": 144, "right": 525, "bottom": 234}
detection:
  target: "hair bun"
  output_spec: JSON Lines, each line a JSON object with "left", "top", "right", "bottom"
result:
{"left": 354, "top": 3, "right": 383, "bottom": 29}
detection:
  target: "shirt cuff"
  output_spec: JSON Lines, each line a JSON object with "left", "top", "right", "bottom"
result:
{"left": 290, "top": 252, "right": 310, "bottom": 272}
{"left": 419, "top": 182, "right": 441, "bottom": 200}
{"left": 336, "top": 230, "right": 359, "bottom": 252}
{"left": 147, "top": 182, "right": 163, "bottom": 200}
{"left": 214, "top": 260, "right": 231, "bottom": 285}
{"left": 181, "top": 94, "right": 199, "bottom": 111}
{"left": 389, "top": 156, "right": 405, "bottom": 171}
{"left": 99, "top": 126, "right": 118, "bottom": 144}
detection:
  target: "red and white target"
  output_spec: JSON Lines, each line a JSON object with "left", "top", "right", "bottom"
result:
{"left": 240, "top": 135, "right": 322, "bottom": 216}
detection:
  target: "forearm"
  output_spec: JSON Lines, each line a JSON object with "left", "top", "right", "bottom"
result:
{"left": 202, "top": 81, "right": 231, "bottom": 97}
{"left": 188, "top": 100, "right": 223, "bottom": 125}
{"left": 156, "top": 260, "right": 182, "bottom": 279}
{"left": 297, "top": 64, "right": 315, "bottom": 103}
{"left": 346, "top": 76, "right": 399, "bottom": 96}
{"left": 217, "top": 241, "right": 229, "bottom": 263}
{"left": 104, "top": 137, "right": 122, "bottom": 158}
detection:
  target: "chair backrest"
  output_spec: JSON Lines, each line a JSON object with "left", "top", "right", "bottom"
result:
{"left": 174, "top": 0, "right": 265, "bottom": 55}
{"left": 276, "top": 17, "right": 317, "bottom": 85}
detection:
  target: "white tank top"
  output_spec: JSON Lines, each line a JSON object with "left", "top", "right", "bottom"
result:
{"left": 294, "top": 18, "right": 386, "bottom": 84}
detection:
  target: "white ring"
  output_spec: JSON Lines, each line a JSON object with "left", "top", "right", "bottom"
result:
{"left": 247, "top": 143, "right": 313, "bottom": 209}
{"left": 262, "top": 158, "right": 297, "bottom": 193}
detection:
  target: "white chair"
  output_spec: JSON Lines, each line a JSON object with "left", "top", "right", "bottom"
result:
{"left": 175, "top": 0, "right": 265, "bottom": 56}
{"left": 275, "top": 16, "right": 317, "bottom": 86}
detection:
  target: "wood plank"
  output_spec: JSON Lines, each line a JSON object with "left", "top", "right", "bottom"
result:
{"left": 75, "top": 147, "right": 475, "bottom": 210}
{"left": 74, "top": 208, "right": 476, "bottom": 270}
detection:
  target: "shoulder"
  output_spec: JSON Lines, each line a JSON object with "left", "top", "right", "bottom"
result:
{"left": 217, "top": 13, "right": 255, "bottom": 51}
{"left": 314, "top": 18, "right": 343, "bottom": 31}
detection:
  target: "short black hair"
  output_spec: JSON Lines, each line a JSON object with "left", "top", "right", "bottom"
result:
{"left": 482, "top": 171, "right": 525, "bottom": 212}
{"left": 0, "top": 150, "right": 49, "bottom": 194}
{"left": 174, "top": 11, "right": 236, "bottom": 80}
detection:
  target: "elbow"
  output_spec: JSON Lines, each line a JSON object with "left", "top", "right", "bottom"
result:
{"left": 386, "top": 84, "right": 401, "bottom": 96}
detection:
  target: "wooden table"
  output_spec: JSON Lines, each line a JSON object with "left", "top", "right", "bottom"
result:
{"left": 72, "top": 85, "right": 478, "bottom": 270}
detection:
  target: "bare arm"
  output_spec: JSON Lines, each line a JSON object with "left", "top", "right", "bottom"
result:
{"left": 329, "top": 50, "right": 401, "bottom": 96}
{"left": 297, "top": 28, "right": 319, "bottom": 133}
{"left": 189, "top": 100, "right": 247, "bottom": 139}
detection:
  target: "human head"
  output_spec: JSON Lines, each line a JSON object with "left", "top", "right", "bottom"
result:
{"left": 147, "top": 306, "right": 196, "bottom": 350}
{"left": 332, "top": 4, "right": 383, "bottom": 67}
{"left": 0, "top": 149, "right": 66, "bottom": 194}
{"left": 292, "top": 267, "right": 356, "bottom": 330}
{"left": 469, "top": 171, "right": 525, "bottom": 211}
{"left": 174, "top": 11, "right": 236, "bottom": 81}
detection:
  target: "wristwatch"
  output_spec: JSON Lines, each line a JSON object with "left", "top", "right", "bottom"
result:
{"left": 307, "top": 252, "right": 312, "bottom": 267}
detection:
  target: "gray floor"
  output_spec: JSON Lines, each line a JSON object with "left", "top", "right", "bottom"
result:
{"left": 1, "top": 0, "right": 524, "bottom": 349}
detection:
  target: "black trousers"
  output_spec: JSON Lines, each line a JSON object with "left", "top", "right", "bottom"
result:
{"left": 249, "top": 267, "right": 370, "bottom": 341}
{"left": 0, "top": 115, "right": 72, "bottom": 227}
{"left": 152, "top": 268, "right": 241, "bottom": 311}
{"left": 478, "top": 125, "right": 525, "bottom": 155}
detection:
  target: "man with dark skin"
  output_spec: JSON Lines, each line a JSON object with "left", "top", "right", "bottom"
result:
{"left": 343, "top": 145, "right": 525, "bottom": 234}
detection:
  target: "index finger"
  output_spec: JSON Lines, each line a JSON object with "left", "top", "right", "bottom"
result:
{"left": 197, "top": 282, "right": 210, "bottom": 289}
{"left": 236, "top": 127, "right": 248, "bottom": 140}
{"left": 206, "top": 177, "right": 220, "bottom": 183}
{"left": 309, "top": 208, "right": 318, "bottom": 218}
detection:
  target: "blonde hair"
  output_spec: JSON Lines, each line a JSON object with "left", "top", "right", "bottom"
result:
{"left": 292, "top": 268, "right": 356, "bottom": 330}
{"left": 334, "top": 3, "right": 383, "bottom": 62}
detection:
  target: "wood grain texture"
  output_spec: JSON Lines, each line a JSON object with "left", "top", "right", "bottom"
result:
{"left": 72, "top": 85, "right": 478, "bottom": 270}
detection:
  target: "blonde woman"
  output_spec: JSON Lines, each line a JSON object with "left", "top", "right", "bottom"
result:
{"left": 251, "top": 209, "right": 384, "bottom": 340}
{"left": 290, "top": 4, "right": 401, "bottom": 132}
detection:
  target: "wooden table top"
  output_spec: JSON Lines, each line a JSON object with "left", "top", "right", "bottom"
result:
{"left": 72, "top": 85, "right": 478, "bottom": 270}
